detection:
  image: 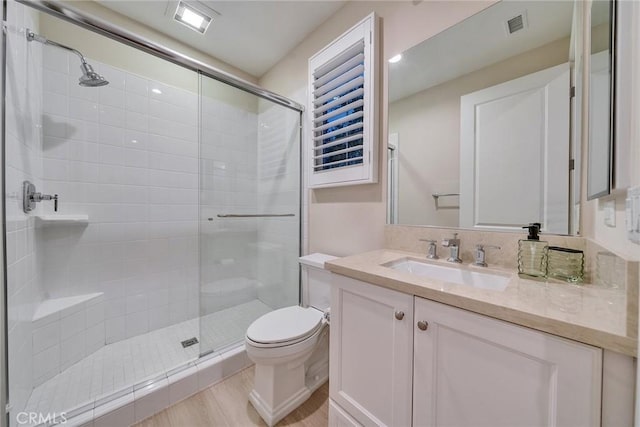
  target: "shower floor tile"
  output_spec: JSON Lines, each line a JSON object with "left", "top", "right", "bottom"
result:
{"left": 23, "top": 299, "right": 272, "bottom": 419}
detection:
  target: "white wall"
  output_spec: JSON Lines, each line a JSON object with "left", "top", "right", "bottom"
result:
{"left": 40, "top": 54, "right": 200, "bottom": 349}
{"left": 5, "top": 0, "right": 43, "bottom": 421}
{"left": 389, "top": 36, "right": 570, "bottom": 227}
{"left": 259, "top": 1, "right": 496, "bottom": 257}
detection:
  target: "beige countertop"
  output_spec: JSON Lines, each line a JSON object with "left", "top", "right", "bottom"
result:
{"left": 326, "top": 249, "right": 637, "bottom": 357}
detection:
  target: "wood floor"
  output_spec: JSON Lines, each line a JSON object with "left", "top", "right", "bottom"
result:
{"left": 134, "top": 366, "right": 329, "bottom": 427}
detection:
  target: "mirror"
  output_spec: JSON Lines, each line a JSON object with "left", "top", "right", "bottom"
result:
{"left": 587, "top": 0, "right": 614, "bottom": 199}
{"left": 388, "top": 0, "right": 586, "bottom": 234}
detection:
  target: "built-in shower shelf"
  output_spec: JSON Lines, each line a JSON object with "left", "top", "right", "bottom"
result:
{"left": 35, "top": 214, "right": 89, "bottom": 227}
{"left": 32, "top": 292, "right": 103, "bottom": 324}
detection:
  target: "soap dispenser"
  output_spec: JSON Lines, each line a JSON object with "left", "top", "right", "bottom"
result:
{"left": 518, "top": 223, "right": 549, "bottom": 279}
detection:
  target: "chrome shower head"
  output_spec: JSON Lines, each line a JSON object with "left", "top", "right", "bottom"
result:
{"left": 27, "top": 29, "right": 109, "bottom": 88}
{"left": 79, "top": 62, "right": 109, "bottom": 87}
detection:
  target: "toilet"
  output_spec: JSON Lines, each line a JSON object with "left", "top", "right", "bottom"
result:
{"left": 245, "top": 253, "right": 337, "bottom": 426}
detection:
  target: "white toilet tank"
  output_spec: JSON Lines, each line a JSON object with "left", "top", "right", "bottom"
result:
{"left": 299, "top": 253, "right": 338, "bottom": 311}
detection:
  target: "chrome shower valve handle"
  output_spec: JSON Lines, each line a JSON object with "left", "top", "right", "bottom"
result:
{"left": 23, "top": 181, "right": 58, "bottom": 213}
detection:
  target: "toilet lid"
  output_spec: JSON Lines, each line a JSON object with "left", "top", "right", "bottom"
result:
{"left": 246, "top": 306, "right": 323, "bottom": 345}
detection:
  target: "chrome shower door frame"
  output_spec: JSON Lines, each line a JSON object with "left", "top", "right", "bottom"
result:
{"left": 1, "top": 0, "right": 8, "bottom": 425}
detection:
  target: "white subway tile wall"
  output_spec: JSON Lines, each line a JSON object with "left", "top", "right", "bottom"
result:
{"left": 41, "top": 55, "right": 200, "bottom": 352}
{"left": 5, "top": 1, "right": 44, "bottom": 422}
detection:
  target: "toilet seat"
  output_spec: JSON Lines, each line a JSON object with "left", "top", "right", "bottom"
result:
{"left": 246, "top": 306, "right": 324, "bottom": 348}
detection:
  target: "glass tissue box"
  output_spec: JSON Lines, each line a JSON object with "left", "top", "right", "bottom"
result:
{"left": 547, "top": 246, "right": 584, "bottom": 283}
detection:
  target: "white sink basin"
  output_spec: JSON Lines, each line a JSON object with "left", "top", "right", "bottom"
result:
{"left": 385, "top": 259, "right": 510, "bottom": 291}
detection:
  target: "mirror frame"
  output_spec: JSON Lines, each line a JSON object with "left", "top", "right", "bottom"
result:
{"left": 586, "top": 0, "right": 617, "bottom": 200}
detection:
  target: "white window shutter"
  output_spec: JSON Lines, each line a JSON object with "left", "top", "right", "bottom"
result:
{"left": 307, "top": 13, "right": 378, "bottom": 188}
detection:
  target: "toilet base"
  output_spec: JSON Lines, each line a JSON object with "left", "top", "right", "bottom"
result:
{"left": 247, "top": 330, "right": 329, "bottom": 426}
{"left": 249, "top": 383, "right": 310, "bottom": 427}
{"left": 248, "top": 369, "right": 328, "bottom": 427}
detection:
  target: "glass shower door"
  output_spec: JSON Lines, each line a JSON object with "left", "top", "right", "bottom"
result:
{"left": 198, "top": 74, "right": 301, "bottom": 356}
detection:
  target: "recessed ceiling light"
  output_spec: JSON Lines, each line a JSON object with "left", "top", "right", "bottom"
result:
{"left": 151, "top": 88, "right": 162, "bottom": 95}
{"left": 174, "top": 1, "right": 212, "bottom": 34}
{"left": 388, "top": 54, "right": 402, "bottom": 64}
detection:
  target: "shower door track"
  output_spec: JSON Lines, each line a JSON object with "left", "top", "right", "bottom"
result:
{"left": 15, "top": 0, "right": 305, "bottom": 113}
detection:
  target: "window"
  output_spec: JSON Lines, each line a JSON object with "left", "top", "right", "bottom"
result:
{"left": 308, "top": 13, "right": 378, "bottom": 188}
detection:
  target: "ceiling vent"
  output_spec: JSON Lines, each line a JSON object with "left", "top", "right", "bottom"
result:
{"left": 167, "top": 1, "right": 220, "bottom": 34}
{"left": 505, "top": 11, "right": 528, "bottom": 35}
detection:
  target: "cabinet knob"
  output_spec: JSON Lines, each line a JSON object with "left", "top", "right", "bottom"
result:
{"left": 417, "top": 320, "right": 429, "bottom": 331}
{"left": 395, "top": 311, "right": 405, "bottom": 320}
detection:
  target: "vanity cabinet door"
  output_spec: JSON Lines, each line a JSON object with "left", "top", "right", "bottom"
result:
{"left": 413, "top": 297, "right": 602, "bottom": 427}
{"left": 330, "top": 275, "right": 413, "bottom": 427}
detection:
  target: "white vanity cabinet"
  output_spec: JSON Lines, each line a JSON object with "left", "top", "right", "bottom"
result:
{"left": 329, "top": 275, "right": 414, "bottom": 426}
{"left": 413, "top": 297, "right": 602, "bottom": 427}
{"left": 329, "top": 274, "right": 603, "bottom": 427}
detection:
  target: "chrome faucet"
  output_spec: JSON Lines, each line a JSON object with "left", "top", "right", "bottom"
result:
{"left": 442, "top": 233, "right": 461, "bottom": 263}
{"left": 419, "top": 239, "right": 438, "bottom": 259}
{"left": 474, "top": 244, "right": 501, "bottom": 267}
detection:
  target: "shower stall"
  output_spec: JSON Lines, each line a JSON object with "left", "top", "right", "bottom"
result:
{"left": 2, "top": 1, "right": 301, "bottom": 425}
